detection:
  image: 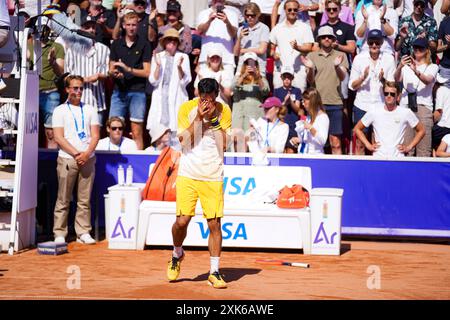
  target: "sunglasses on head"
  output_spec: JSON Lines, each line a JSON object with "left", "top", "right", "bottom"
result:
{"left": 287, "top": 8, "right": 299, "bottom": 13}
{"left": 110, "top": 126, "right": 123, "bottom": 131}
{"left": 384, "top": 91, "right": 396, "bottom": 97}
{"left": 326, "top": 7, "right": 338, "bottom": 12}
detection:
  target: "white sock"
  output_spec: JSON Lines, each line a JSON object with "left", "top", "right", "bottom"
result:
{"left": 173, "top": 246, "right": 183, "bottom": 259}
{"left": 210, "top": 256, "right": 220, "bottom": 274}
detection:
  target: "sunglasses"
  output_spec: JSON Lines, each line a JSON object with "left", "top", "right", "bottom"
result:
{"left": 384, "top": 91, "right": 396, "bottom": 97}
{"left": 110, "top": 126, "right": 124, "bottom": 131}
{"left": 287, "top": 8, "right": 299, "bottom": 13}
{"left": 245, "top": 13, "right": 256, "bottom": 17}
{"left": 368, "top": 40, "right": 382, "bottom": 46}
{"left": 134, "top": 1, "right": 146, "bottom": 6}
{"left": 326, "top": 7, "right": 338, "bottom": 12}
{"left": 69, "top": 86, "right": 84, "bottom": 91}
{"left": 320, "top": 35, "right": 335, "bottom": 40}
{"left": 413, "top": 46, "right": 426, "bottom": 51}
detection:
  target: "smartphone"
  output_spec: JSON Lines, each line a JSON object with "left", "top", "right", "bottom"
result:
{"left": 242, "top": 22, "right": 249, "bottom": 29}
{"left": 216, "top": 5, "right": 224, "bottom": 14}
{"left": 248, "top": 59, "right": 256, "bottom": 68}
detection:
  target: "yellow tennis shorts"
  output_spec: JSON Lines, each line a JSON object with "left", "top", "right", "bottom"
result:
{"left": 176, "top": 176, "right": 224, "bottom": 219}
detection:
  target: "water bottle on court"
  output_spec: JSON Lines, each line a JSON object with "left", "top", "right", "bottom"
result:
{"left": 322, "top": 200, "right": 328, "bottom": 219}
{"left": 126, "top": 165, "right": 133, "bottom": 186}
{"left": 117, "top": 165, "right": 125, "bottom": 185}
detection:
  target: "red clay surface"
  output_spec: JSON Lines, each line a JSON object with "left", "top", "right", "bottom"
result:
{"left": 0, "top": 240, "right": 449, "bottom": 300}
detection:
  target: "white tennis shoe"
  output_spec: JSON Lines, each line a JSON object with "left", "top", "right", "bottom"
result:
{"left": 77, "top": 233, "right": 96, "bottom": 245}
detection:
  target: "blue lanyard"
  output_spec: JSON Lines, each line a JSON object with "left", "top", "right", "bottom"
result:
{"left": 108, "top": 138, "right": 123, "bottom": 151}
{"left": 67, "top": 102, "right": 84, "bottom": 133}
{"left": 265, "top": 119, "right": 280, "bottom": 147}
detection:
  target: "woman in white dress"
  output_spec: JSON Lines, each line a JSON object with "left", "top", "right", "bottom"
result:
{"left": 146, "top": 28, "right": 191, "bottom": 144}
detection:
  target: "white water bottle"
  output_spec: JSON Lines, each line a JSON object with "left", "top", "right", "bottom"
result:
{"left": 126, "top": 165, "right": 133, "bottom": 186}
{"left": 117, "top": 165, "right": 125, "bottom": 185}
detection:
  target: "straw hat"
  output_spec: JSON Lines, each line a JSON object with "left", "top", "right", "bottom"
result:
{"left": 159, "top": 28, "right": 180, "bottom": 47}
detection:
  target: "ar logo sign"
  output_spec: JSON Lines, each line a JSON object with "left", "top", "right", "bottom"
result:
{"left": 111, "top": 217, "right": 135, "bottom": 239}
{"left": 313, "top": 222, "right": 337, "bottom": 244}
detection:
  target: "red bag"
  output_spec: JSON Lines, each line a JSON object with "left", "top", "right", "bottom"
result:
{"left": 276, "top": 184, "right": 310, "bottom": 209}
{"left": 142, "top": 147, "right": 181, "bottom": 201}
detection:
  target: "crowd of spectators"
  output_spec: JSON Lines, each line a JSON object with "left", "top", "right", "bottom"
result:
{"left": 2, "top": 0, "right": 450, "bottom": 157}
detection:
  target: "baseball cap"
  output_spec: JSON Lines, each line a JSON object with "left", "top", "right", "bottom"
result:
{"left": 280, "top": 65, "right": 294, "bottom": 77}
{"left": 367, "top": 29, "right": 383, "bottom": 40}
{"left": 413, "top": 0, "right": 427, "bottom": 5}
{"left": 167, "top": 0, "right": 181, "bottom": 12}
{"left": 412, "top": 37, "right": 429, "bottom": 48}
{"left": 207, "top": 48, "right": 223, "bottom": 58}
{"left": 242, "top": 51, "right": 258, "bottom": 62}
{"left": 317, "top": 25, "right": 336, "bottom": 39}
{"left": 260, "top": 97, "right": 282, "bottom": 109}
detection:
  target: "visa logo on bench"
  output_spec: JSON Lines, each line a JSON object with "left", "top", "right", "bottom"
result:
{"left": 223, "top": 177, "right": 256, "bottom": 195}
{"left": 196, "top": 222, "right": 248, "bottom": 240}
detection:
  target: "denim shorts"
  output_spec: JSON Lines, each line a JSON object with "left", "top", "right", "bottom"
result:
{"left": 109, "top": 91, "right": 147, "bottom": 123}
{"left": 324, "top": 105, "right": 343, "bottom": 136}
{"left": 39, "top": 90, "right": 60, "bottom": 128}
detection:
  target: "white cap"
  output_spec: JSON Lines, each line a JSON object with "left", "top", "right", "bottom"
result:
{"left": 281, "top": 65, "right": 294, "bottom": 76}
{"left": 150, "top": 123, "right": 170, "bottom": 144}
{"left": 207, "top": 48, "right": 223, "bottom": 59}
{"left": 242, "top": 51, "right": 258, "bottom": 62}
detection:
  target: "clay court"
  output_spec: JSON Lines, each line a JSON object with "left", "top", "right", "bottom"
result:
{"left": 0, "top": 239, "right": 449, "bottom": 300}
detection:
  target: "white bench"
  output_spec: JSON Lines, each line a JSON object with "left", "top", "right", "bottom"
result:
{"left": 136, "top": 165, "right": 313, "bottom": 253}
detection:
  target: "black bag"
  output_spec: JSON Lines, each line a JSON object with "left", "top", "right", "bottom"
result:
{"left": 407, "top": 91, "right": 418, "bottom": 112}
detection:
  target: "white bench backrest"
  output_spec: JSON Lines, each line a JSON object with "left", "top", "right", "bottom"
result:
{"left": 148, "top": 163, "right": 312, "bottom": 203}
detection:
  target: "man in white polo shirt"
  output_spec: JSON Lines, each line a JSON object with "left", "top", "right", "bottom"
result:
{"left": 197, "top": 0, "right": 239, "bottom": 75}
{"left": 349, "top": 29, "right": 396, "bottom": 155}
{"left": 354, "top": 81, "right": 425, "bottom": 158}
{"left": 269, "top": 0, "right": 314, "bottom": 92}
{"left": 52, "top": 75, "right": 100, "bottom": 245}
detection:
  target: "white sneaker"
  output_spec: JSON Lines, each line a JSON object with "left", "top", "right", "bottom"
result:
{"left": 77, "top": 233, "right": 96, "bottom": 245}
{"left": 54, "top": 236, "right": 66, "bottom": 244}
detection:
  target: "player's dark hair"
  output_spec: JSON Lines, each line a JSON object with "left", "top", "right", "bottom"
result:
{"left": 198, "top": 78, "right": 219, "bottom": 96}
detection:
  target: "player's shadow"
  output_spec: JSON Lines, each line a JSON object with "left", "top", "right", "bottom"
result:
{"left": 175, "top": 268, "right": 261, "bottom": 284}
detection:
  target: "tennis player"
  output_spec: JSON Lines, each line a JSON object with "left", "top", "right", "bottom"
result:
{"left": 167, "top": 78, "right": 231, "bottom": 289}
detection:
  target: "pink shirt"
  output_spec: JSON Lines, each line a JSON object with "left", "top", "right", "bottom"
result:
{"left": 320, "top": 6, "right": 354, "bottom": 26}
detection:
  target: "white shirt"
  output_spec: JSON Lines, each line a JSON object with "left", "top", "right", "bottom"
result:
{"left": 96, "top": 137, "right": 138, "bottom": 152}
{"left": 349, "top": 52, "right": 395, "bottom": 112}
{"left": 0, "top": 0, "right": 10, "bottom": 27}
{"left": 197, "top": 7, "right": 239, "bottom": 66}
{"left": 251, "top": 0, "right": 276, "bottom": 14}
{"left": 295, "top": 112, "right": 329, "bottom": 154}
{"left": 52, "top": 102, "right": 99, "bottom": 159}
{"left": 442, "top": 134, "right": 450, "bottom": 153}
{"left": 399, "top": 63, "right": 439, "bottom": 111}
{"left": 277, "top": 0, "right": 319, "bottom": 25}
{"left": 355, "top": 5, "right": 398, "bottom": 55}
{"left": 269, "top": 20, "right": 314, "bottom": 70}
{"left": 194, "top": 67, "right": 233, "bottom": 104}
{"left": 435, "top": 85, "right": 450, "bottom": 128}
{"left": 361, "top": 106, "right": 419, "bottom": 158}
{"left": 251, "top": 117, "right": 289, "bottom": 154}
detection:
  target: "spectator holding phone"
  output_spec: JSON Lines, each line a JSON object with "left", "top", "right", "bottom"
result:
{"left": 394, "top": 37, "right": 438, "bottom": 157}
{"left": 290, "top": 88, "right": 330, "bottom": 154}
{"left": 232, "top": 52, "right": 270, "bottom": 132}
{"left": 234, "top": 2, "right": 269, "bottom": 76}
{"left": 197, "top": 0, "right": 239, "bottom": 76}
